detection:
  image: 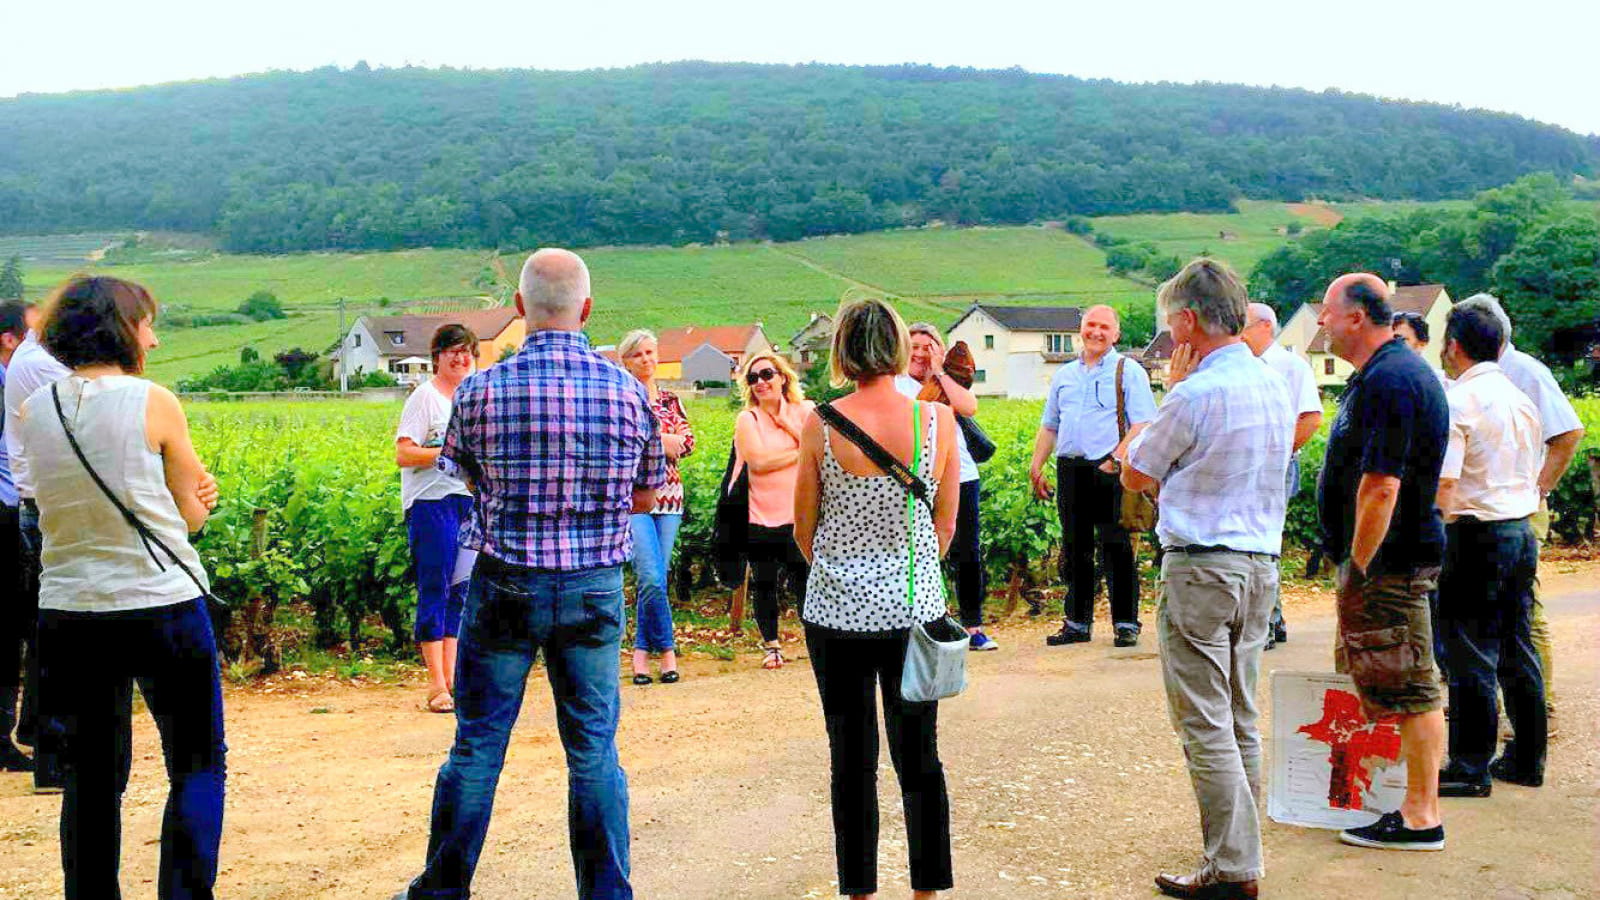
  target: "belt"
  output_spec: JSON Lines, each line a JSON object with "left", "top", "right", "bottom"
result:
{"left": 1058, "top": 455, "right": 1111, "bottom": 467}
{"left": 1447, "top": 514, "right": 1532, "bottom": 528}
{"left": 1163, "top": 544, "right": 1280, "bottom": 561}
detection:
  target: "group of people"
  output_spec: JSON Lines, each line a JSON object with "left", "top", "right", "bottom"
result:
{"left": 0, "top": 246, "right": 1585, "bottom": 900}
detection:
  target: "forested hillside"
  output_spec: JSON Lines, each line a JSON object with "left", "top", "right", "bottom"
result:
{"left": 1, "top": 62, "right": 1594, "bottom": 253}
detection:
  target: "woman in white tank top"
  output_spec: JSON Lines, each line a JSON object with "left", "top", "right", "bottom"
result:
{"left": 16, "top": 276, "right": 225, "bottom": 900}
{"left": 792, "top": 297, "right": 961, "bottom": 900}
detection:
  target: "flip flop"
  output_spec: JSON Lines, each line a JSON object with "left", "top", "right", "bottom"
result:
{"left": 426, "top": 689, "right": 455, "bottom": 713}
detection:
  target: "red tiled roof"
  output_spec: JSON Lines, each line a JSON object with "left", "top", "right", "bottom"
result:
{"left": 362, "top": 307, "right": 519, "bottom": 356}
{"left": 657, "top": 324, "right": 764, "bottom": 363}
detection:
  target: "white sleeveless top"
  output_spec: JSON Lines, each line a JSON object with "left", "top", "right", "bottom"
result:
{"left": 21, "top": 375, "right": 210, "bottom": 612}
{"left": 803, "top": 406, "right": 947, "bottom": 633}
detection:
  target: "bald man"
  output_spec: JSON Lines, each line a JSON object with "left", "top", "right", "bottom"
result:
{"left": 1315, "top": 273, "right": 1450, "bottom": 853}
{"left": 401, "top": 248, "right": 665, "bottom": 899}
{"left": 1242, "top": 302, "right": 1323, "bottom": 648}
{"left": 1030, "top": 304, "right": 1157, "bottom": 647}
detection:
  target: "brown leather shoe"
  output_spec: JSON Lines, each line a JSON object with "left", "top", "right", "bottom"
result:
{"left": 1155, "top": 871, "right": 1259, "bottom": 899}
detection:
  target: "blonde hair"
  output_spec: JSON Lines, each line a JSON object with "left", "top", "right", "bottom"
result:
{"left": 830, "top": 297, "right": 910, "bottom": 387}
{"left": 738, "top": 352, "right": 805, "bottom": 408}
{"left": 617, "top": 329, "right": 656, "bottom": 361}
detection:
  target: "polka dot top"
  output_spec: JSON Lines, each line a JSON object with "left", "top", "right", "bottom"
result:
{"left": 803, "top": 407, "right": 947, "bottom": 633}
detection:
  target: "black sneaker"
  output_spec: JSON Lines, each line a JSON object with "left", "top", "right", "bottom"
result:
{"left": 1113, "top": 626, "right": 1139, "bottom": 648}
{"left": 1045, "top": 624, "right": 1091, "bottom": 646}
{"left": 1489, "top": 756, "right": 1543, "bottom": 787}
{"left": 1438, "top": 764, "right": 1492, "bottom": 798}
{"left": 1263, "top": 634, "right": 1278, "bottom": 651}
{"left": 1272, "top": 620, "right": 1288, "bottom": 645}
{"left": 1339, "top": 811, "right": 1444, "bottom": 851}
{"left": 0, "top": 741, "right": 33, "bottom": 773}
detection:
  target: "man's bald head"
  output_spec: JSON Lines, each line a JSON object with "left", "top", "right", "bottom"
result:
{"left": 1322, "top": 273, "right": 1392, "bottom": 328}
{"left": 1083, "top": 305, "right": 1121, "bottom": 330}
{"left": 1246, "top": 303, "right": 1278, "bottom": 333}
{"left": 518, "top": 248, "right": 592, "bottom": 326}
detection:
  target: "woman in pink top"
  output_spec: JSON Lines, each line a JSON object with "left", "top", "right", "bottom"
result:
{"left": 733, "top": 351, "right": 814, "bottom": 668}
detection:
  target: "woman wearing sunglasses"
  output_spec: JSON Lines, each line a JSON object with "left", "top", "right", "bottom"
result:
{"left": 732, "top": 351, "right": 814, "bottom": 668}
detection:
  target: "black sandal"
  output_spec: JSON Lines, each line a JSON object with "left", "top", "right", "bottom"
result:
{"left": 631, "top": 673, "right": 653, "bottom": 685}
{"left": 660, "top": 670, "right": 680, "bottom": 684}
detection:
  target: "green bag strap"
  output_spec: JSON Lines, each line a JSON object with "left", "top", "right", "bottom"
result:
{"left": 906, "top": 402, "right": 922, "bottom": 607}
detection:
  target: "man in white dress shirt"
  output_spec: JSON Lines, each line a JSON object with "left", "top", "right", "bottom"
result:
{"left": 1120, "top": 260, "right": 1293, "bottom": 900}
{"left": 1434, "top": 303, "right": 1547, "bottom": 797}
{"left": 1242, "top": 303, "right": 1323, "bottom": 649}
{"left": 1453, "top": 293, "right": 1585, "bottom": 723}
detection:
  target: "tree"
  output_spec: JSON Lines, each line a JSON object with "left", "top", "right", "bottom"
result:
{"left": 1490, "top": 216, "right": 1600, "bottom": 366}
{"left": 238, "top": 291, "right": 286, "bottom": 321}
{"left": 240, "top": 346, "right": 260, "bottom": 364}
{"left": 0, "top": 256, "right": 22, "bottom": 301}
{"left": 274, "top": 348, "right": 319, "bottom": 380}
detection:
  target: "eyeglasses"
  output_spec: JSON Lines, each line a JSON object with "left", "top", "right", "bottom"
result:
{"left": 745, "top": 368, "right": 779, "bottom": 385}
{"left": 438, "top": 347, "right": 474, "bottom": 359}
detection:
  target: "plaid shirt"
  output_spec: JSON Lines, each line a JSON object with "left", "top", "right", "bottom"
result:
{"left": 1127, "top": 342, "right": 1294, "bottom": 555}
{"left": 441, "top": 330, "right": 667, "bottom": 571}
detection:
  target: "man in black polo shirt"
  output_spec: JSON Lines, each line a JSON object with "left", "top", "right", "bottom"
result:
{"left": 1315, "top": 273, "right": 1450, "bottom": 852}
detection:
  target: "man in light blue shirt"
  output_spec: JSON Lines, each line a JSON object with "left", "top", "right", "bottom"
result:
{"left": 1028, "top": 305, "right": 1157, "bottom": 647}
{"left": 1121, "top": 259, "right": 1293, "bottom": 900}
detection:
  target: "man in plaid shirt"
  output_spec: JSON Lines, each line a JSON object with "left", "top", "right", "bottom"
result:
{"left": 402, "top": 249, "right": 666, "bottom": 900}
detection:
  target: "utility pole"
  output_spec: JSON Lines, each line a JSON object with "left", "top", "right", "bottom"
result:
{"left": 337, "top": 297, "right": 348, "bottom": 392}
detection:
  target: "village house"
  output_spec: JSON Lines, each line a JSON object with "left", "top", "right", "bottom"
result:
{"left": 947, "top": 303, "right": 1084, "bottom": 399}
{"left": 655, "top": 323, "right": 773, "bottom": 384}
{"left": 787, "top": 313, "right": 834, "bottom": 369}
{"left": 337, "top": 307, "right": 524, "bottom": 386}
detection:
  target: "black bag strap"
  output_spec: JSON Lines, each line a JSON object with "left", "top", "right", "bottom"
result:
{"left": 815, "top": 402, "right": 934, "bottom": 516}
{"left": 51, "top": 383, "right": 210, "bottom": 599}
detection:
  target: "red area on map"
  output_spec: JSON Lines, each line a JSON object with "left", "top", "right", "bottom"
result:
{"left": 1297, "top": 689, "right": 1403, "bottom": 809}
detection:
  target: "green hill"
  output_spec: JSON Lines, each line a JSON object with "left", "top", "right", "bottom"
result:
{"left": 2, "top": 63, "right": 1592, "bottom": 255}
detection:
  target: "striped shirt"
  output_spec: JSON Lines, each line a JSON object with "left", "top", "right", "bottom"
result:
{"left": 1127, "top": 342, "right": 1295, "bottom": 555}
{"left": 441, "top": 330, "right": 667, "bottom": 571}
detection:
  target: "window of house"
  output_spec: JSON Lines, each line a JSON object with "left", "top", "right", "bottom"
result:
{"left": 387, "top": 332, "right": 404, "bottom": 347}
{"left": 1324, "top": 358, "right": 1336, "bottom": 375}
{"left": 353, "top": 332, "right": 361, "bottom": 347}
{"left": 974, "top": 369, "right": 987, "bottom": 383}
{"left": 1046, "top": 333, "right": 1070, "bottom": 354}
{"left": 984, "top": 335, "right": 994, "bottom": 350}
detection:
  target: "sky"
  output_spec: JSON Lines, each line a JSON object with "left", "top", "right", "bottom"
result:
{"left": 5, "top": 0, "right": 1598, "bottom": 136}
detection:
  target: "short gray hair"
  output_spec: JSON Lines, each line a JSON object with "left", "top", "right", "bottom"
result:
{"left": 519, "top": 248, "right": 591, "bottom": 319}
{"left": 1247, "top": 302, "right": 1279, "bottom": 336}
{"left": 906, "top": 322, "right": 945, "bottom": 347}
{"left": 616, "top": 329, "right": 655, "bottom": 361}
{"left": 1457, "top": 293, "right": 1513, "bottom": 345}
{"left": 1157, "top": 258, "right": 1248, "bottom": 337}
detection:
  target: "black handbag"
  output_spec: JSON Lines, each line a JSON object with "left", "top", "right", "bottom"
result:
{"left": 955, "top": 414, "right": 996, "bottom": 465}
{"left": 711, "top": 427, "right": 751, "bottom": 588}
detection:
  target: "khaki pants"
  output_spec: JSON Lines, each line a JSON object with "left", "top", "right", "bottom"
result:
{"left": 1158, "top": 550, "right": 1278, "bottom": 883}
{"left": 1530, "top": 500, "right": 1555, "bottom": 710}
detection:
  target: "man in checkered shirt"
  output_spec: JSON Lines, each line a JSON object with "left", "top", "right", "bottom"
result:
{"left": 401, "top": 248, "right": 666, "bottom": 900}
{"left": 1118, "top": 258, "right": 1294, "bottom": 900}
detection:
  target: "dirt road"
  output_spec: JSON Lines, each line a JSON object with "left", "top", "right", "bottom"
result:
{"left": 3, "top": 564, "right": 1596, "bottom": 899}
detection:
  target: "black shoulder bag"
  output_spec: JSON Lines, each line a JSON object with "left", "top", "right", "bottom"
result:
{"left": 711, "top": 411, "right": 752, "bottom": 588}
{"left": 51, "top": 384, "right": 214, "bottom": 602}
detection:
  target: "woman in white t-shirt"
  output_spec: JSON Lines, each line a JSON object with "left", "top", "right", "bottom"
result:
{"left": 395, "top": 323, "right": 478, "bottom": 713}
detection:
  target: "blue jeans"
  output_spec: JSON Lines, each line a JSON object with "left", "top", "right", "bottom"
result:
{"left": 37, "top": 598, "right": 227, "bottom": 900}
{"left": 409, "top": 559, "right": 632, "bottom": 900}
{"left": 629, "top": 513, "right": 681, "bottom": 652}
{"left": 407, "top": 495, "right": 474, "bottom": 642}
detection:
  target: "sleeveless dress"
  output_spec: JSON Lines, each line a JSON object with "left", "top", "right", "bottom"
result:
{"left": 803, "top": 405, "right": 946, "bottom": 634}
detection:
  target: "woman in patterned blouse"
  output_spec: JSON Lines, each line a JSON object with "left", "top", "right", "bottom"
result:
{"left": 618, "top": 330, "right": 695, "bottom": 684}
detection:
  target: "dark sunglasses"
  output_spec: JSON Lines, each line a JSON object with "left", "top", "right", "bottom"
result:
{"left": 745, "top": 367, "right": 779, "bottom": 385}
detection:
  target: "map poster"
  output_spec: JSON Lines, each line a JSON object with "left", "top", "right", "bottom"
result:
{"left": 1268, "top": 670, "right": 1409, "bottom": 830}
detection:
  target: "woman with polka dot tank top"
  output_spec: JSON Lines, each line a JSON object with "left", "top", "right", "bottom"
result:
{"left": 793, "top": 297, "right": 961, "bottom": 900}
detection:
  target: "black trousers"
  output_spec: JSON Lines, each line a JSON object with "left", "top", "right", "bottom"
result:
{"left": 949, "top": 480, "right": 986, "bottom": 629}
{"left": 746, "top": 523, "right": 809, "bottom": 643}
{"left": 0, "top": 502, "right": 28, "bottom": 744}
{"left": 1441, "top": 517, "right": 1546, "bottom": 779}
{"left": 1055, "top": 457, "right": 1137, "bottom": 631}
{"left": 806, "top": 625, "right": 953, "bottom": 895}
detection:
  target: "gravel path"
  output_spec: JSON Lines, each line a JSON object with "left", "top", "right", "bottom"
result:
{"left": 1, "top": 566, "right": 1595, "bottom": 899}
